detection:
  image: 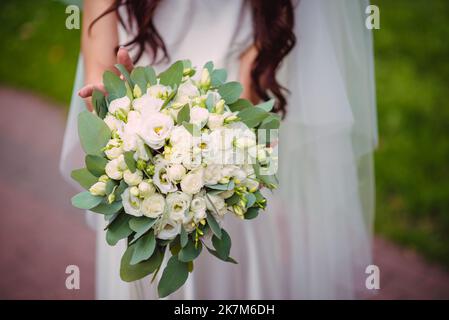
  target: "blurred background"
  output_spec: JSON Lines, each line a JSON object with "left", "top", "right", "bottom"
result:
{"left": 0, "top": 0, "right": 448, "bottom": 299}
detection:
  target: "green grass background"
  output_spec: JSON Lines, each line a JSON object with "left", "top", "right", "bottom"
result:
{"left": 0, "top": 0, "right": 448, "bottom": 266}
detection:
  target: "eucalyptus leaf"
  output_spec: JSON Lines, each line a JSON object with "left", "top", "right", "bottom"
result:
{"left": 106, "top": 213, "right": 133, "bottom": 245}
{"left": 245, "top": 193, "right": 257, "bottom": 208}
{"left": 245, "top": 207, "right": 260, "bottom": 220}
{"left": 85, "top": 154, "right": 108, "bottom": 177}
{"left": 225, "top": 193, "right": 240, "bottom": 206}
{"left": 205, "top": 93, "right": 215, "bottom": 112}
{"left": 203, "top": 61, "right": 214, "bottom": 73}
{"left": 130, "top": 230, "right": 156, "bottom": 265}
{"left": 238, "top": 107, "right": 269, "bottom": 128}
{"left": 212, "top": 229, "right": 231, "bottom": 260}
{"left": 71, "top": 168, "right": 98, "bottom": 190}
{"left": 129, "top": 216, "right": 157, "bottom": 243}
{"left": 218, "top": 82, "right": 243, "bottom": 104}
{"left": 71, "top": 191, "right": 103, "bottom": 210}
{"left": 115, "top": 180, "right": 128, "bottom": 198}
{"left": 180, "top": 226, "right": 188, "bottom": 248}
{"left": 228, "top": 98, "right": 253, "bottom": 112}
{"left": 159, "top": 60, "right": 184, "bottom": 88}
{"left": 169, "top": 236, "right": 181, "bottom": 255}
{"left": 120, "top": 245, "right": 163, "bottom": 282}
{"left": 124, "top": 151, "right": 136, "bottom": 173}
{"left": 259, "top": 114, "right": 281, "bottom": 130}
{"left": 182, "top": 122, "right": 201, "bottom": 137}
{"left": 131, "top": 66, "right": 157, "bottom": 92}
{"left": 205, "top": 210, "right": 222, "bottom": 239}
{"left": 158, "top": 255, "right": 189, "bottom": 298}
{"left": 205, "top": 245, "right": 238, "bottom": 264}
{"left": 92, "top": 89, "right": 107, "bottom": 119}
{"left": 103, "top": 70, "right": 127, "bottom": 100}
{"left": 90, "top": 201, "right": 123, "bottom": 215}
{"left": 78, "top": 111, "right": 111, "bottom": 156}
{"left": 178, "top": 239, "right": 202, "bottom": 262}
{"left": 143, "top": 66, "right": 157, "bottom": 86}
{"left": 256, "top": 99, "right": 275, "bottom": 112}
{"left": 211, "top": 69, "right": 227, "bottom": 87}
{"left": 177, "top": 104, "right": 190, "bottom": 124}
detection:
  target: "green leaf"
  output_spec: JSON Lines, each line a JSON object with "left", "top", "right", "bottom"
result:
{"left": 78, "top": 111, "right": 111, "bottom": 156}
{"left": 259, "top": 114, "right": 281, "bottom": 130}
{"left": 71, "top": 191, "right": 103, "bottom": 210}
{"left": 178, "top": 239, "right": 202, "bottom": 262}
{"left": 71, "top": 168, "right": 98, "bottom": 189}
{"left": 180, "top": 226, "right": 188, "bottom": 248}
{"left": 106, "top": 213, "right": 133, "bottom": 245}
{"left": 115, "top": 64, "right": 133, "bottom": 88}
{"left": 85, "top": 154, "right": 108, "bottom": 177}
{"left": 159, "top": 60, "right": 184, "bottom": 88}
{"left": 211, "top": 69, "right": 227, "bottom": 87}
{"left": 205, "top": 211, "right": 222, "bottom": 239}
{"left": 124, "top": 151, "right": 136, "bottom": 173}
{"left": 103, "top": 70, "right": 127, "bottom": 100}
{"left": 92, "top": 89, "right": 108, "bottom": 119}
{"left": 158, "top": 255, "right": 189, "bottom": 298}
{"left": 131, "top": 66, "right": 156, "bottom": 93}
{"left": 182, "top": 122, "right": 201, "bottom": 137}
{"left": 120, "top": 245, "right": 163, "bottom": 282}
{"left": 115, "top": 180, "right": 128, "bottom": 198}
{"left": 218, "top": 82, "right": 243, "bottom": 104}
{"left": 229, "top": 98, "right": 253, "bottom": 112}
{"left": 205, "top": 245, "right": 238, "bottom": 264}
{"left": 245, "top": 193, "right": 257, "bottom": 208}
{"left": 203, "top": 61, "right": 214, "bottom": 73}
{"left": 225, "top": 193, "right": 240, "bottom": 206}
{"left": 90, "top": 201, "right": 123, "bottom": 215}
{"left": 177, "top": 104, "right": 190, "bottom": 124}
{"left": 130, "top": 230, "right": 156, "bottom": 265}
{"left": 238, "top": 107, "right": 269, "bottom": 128}
{"left": 205, "top": 93, "right": 215, "bottom": 112}
{"left": 207, "top": 180, "right": 234, "bottom": 191}
{"left": 256, "top": 99, "right": 275, "bottom": 112}
{"left": 129, "top": 216, "right": 157, "bottom": 243}
{"left": 212, "top": 229, "right": 231, "bottom": 260}
{"left": 143, "top": 66, "right": 157, "bottom": 86}
{"left": 169, "top": 236, "right": 181, "bottom": 255}
{"left": 245, "top": 207, "right": 259, "bottom": 220}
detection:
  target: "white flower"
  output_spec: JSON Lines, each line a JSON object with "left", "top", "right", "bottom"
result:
{"left": 138, "top": 180, "right": 156, "bottom": 198}
{"left": 105, "top": 155, "right": 127, "bottom": 180}
{"left": 166, "top": 191, "right": 192, "bottom": 223}
{"left": 198, "top": 68, "right": 211, "bottom": 88}
{"left": 166, "top": 164, "right": 187, "bottom": 182}
{"left": 190, "top": 196, "right": 207, "bottom": 222}
{"left": 170, "top": 125, "right": 195, "bottom": 148}
{"left": 206, "top": 193, "right": 227, "bottom": 217}
{"left": 203, "top": 164, "right": 223, "bottom": 185}
{"left": 104, "top": 114, "right": 124, "bottom": 133}
{"left": 147, "top": 84, "right": 171, "bottom": 99}
{"left": 132, "top": 93, "right": 164, "bottom": 113}
{"left": 175, "top": 80, "right": 200, "bottom": 104}
{"left": 122, "top": 188, "right": 142, "bottom": 217}
{"left": 138, "top": 112, "right": 173, "bottom": 149}
{"left": 141, "top": 193, "right": 166, "bottom": 218}
{"left": 123, "top": 169, "right": 143, "bottom": 186}
{"left": 207, "top": 113, "right": 225, "bottom": 130}
{"left": 190, "top": 106, "right": 209, "bottom": 126}
{"left": 245, "top": 178, "right": 260, "bottom": 193}
{"left": 153, "top": 162, "right": 178, "bottom": 194}
{"left": 109, "top": 96, "right": 131, "bottom": 114}
{"left": 180, "top": 171, "right": 204, "bottom": 195}
{"left": 104, "top": 138, "right": 124, "bottom": 160}
{"left": 89, "top": 181, "right": 107, "bottom": 196}
{"left": 156, "top": 219, "right": 181, "bottom": 240}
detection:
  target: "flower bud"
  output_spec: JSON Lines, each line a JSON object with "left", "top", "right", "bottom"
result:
{"left": 133, "top": 84, "right": 142, "bottom": 98}
{"left": 123, "top": 169, "right": 143, "bottom": 186}
{"left": 218, "top": 176, "right": 230, "bottom": 184}
{"left": 136, "top": 159, "right": 147, "bottom": 171}
{"left": 107, "top": 193, "right": 116, "bottom": 204}
{"left": 130, "top": 186, "right": 140, "bottom": 197}
{"left": 214, "top": 99, "right": 225, "bottom": 114}
{"left": 115, "top": 109, "right": 127, "bottom": 122}
{"left": 146, "top": 164, "right": 155, "bottom": 176}
{"left": 138, "top": 180, "right": 156, "bottom": 198}
{"left": 89, "top": 181, "right": 107, "bottom": 196}
{"left": 199, "top": 68, "right": 211, "bottom": 88}
{"left": 233, "top": 205, "right": 245, "bottom": 218}
{"left": 98, "top": 175, "right": 109, "bottom": 183}
{"left": 224, "top": 114, "right": 238, "bottom": 124}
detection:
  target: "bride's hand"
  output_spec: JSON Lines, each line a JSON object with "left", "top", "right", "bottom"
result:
{"left": 78, "top": 47, "right": 134, "bottom": 110}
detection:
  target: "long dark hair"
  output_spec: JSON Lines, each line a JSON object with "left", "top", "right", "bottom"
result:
{"left": 90, "top": 0, "right": 296, "bottom": 116}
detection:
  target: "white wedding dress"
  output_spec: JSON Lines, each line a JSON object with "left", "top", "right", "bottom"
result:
{"left": 61, "top": 0, "right": 377, "bottom": 299}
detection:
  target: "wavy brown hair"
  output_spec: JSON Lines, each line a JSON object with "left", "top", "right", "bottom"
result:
{"left": 90, "top": 0, "right": 296, "bottom": 116}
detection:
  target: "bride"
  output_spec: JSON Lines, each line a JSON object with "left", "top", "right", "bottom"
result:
{"left": 61, "top": 0, "right": 377, "bottom": 299}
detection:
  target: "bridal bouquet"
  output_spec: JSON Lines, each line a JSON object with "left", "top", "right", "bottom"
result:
{"left": 70, "top": 60, "right": 280, "bottom": 297}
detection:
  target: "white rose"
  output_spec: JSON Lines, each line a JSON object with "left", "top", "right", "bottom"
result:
{"left": 105, "top": 155, "right": 127, "bottom": 180}
{"left": 156, "top": 219, "right": 181, "bottom": 240}
{"left": 123, "top": 169, "right": 143, "bottom": 186}
{"left": 170, "top": 125, "right": 195, "bottom": 148}
{"left": 203, "top": 164, "right": 223, "bottom": 185}
{"left": 207, "top": 113, "right": 225, "bottom": 130}
{"left": 132, "top": 93, "right": 164, "bottom": 113}
{"left": 138, "top": 180, "right": 156, "bottom": 198}
{"left": 153, "top": 162, "right": 178, "bottom": 194}
{"left": 104, "top": 114, "right": 124, "bottom": 133}
{"left": 104, "top": 138, "right": 124, "bottom": 160}
{"left": 109, "top": 96, "right": 131, "bottom": 114}
{"left": 190, "top": 196, "right": 207, "bottom": 222}
{"left": 141, "top": 193, "right": 166, "bottom": 218}
{"left": 206, "top": 193, "right": 227, "bottom": 217}
{"left": 177, "top": 80, "right": 200, "bottom": 99}
{"left": 89, "top": 181, "right": 107, "bottom": 196}
{"left": 138, "top": 112, "right": 173, "bottom": 149}
{"left": 166, "top": 191, "right": 192, "bottom": 223}
{"left": 166, "top": 164, "right": 187, "bottom": 182}
{"left": 190, "top": 106, "right": 209, "bottom": 126}
{"left": 121, "top": 188, "right": 142, "bottom": 217}
{"left": 180, "top": 171, "right": 204, "bottom": 195}
{"left": 147, "top": 84, "right": 171, "bottom": 99}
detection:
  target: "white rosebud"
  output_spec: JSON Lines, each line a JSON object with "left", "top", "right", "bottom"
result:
{"left": 180, "top": 171, "right": 204, "bottom": 195}
{"left": 109, "top": 96, "right": 131, "bottom": 114}
{"left": 130, "top": 186, "right": 140, "bottom": 197}
{"left": 121, "top": 188, "right": 143, "bottom": 217}
{"left": 132, "top": 93, "right": 164, "bottom": 114}
{"left": 133, "top": 84, "right": 142, "bottom": 98}
{"left": 190, "top": 106, "right": 209, "bottom": 126}
{"left": 104, "top": 114, "right": 124, "bottom": 133}
{"left": 104, "top": 138, "right": 124, "bottom": 160}
{"left": 141, "top": 193, "right": 166, "bottom": 218}
{"left": 147, "top": 84, "right": 171, "bottom": 99}
{"left": 199, "top": 68, "right": 211, "bottom": 88}
{"left": 166, "top": 164, "right": 187, "bottom": 182}
{"left": 123, "top": 169, "right": 143, "bottom": 186}
{"left": 105, "top": 155, "right": 127, "bottom": 180}
{"left": 89, "top": 181, "right": 107, "bottom": 196}
{"left": 207, "top": 113, "right": 225, "bottom": 130}
{"left": 138, "top": 180, "right": 156, "bottom": 198}
{"left": 215, "top": 99, "right": 225, "bottom": 114}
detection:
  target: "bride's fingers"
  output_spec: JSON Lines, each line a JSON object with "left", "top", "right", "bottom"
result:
{"left": 78, "top": 83, "right": 106, "bottom": 98}
{"left": 117, "top": 47, "right": 134, "bottom": 72}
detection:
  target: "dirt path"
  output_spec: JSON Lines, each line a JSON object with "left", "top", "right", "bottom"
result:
{"left": 0, "top": 87, "right": 448, "bottom": 299}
